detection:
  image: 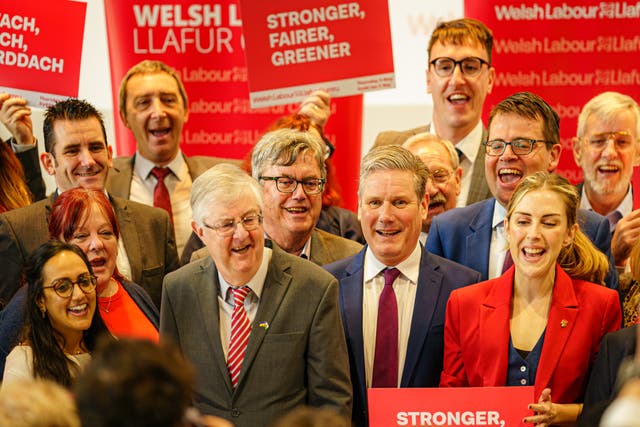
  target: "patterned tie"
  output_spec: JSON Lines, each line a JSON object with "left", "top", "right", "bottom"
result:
{"left": 372, "top": 268, "right": 401, "bottom": 388}
{"left": 228, "top": 286, "right": 252, "bottom": 389}
{"left": 502, "top": 249, "right": 514, "bottom": 274}
{"left": 150, "top": 167, "right": 173, "bottom": 222}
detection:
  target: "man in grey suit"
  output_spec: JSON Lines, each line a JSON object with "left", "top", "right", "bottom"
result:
{"left": 0, "top": 98, "right": 178, "bottom": 308}
{"left": 160, "top": 164, "right": 352, "bottom": 427}
{"left": 251, "top": 127, "right": 362, "bottom": 265}
{"left": 374, "top": 18, "right": 495, "bottom": 206}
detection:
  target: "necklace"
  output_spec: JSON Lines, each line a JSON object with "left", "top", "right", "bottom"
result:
{"left": 99, "top": 278, "right": 119, "bottom": 313}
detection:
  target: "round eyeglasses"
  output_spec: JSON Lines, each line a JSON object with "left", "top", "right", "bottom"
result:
{"left": 259, "top": 176, "right": 326, "bottom": 195}
{"left": 204, "top": 214, "right": 263, "bottom": 237}
{"left": 43, "top": 273, "right": 97, "bottom": 298}
{"left": 429, "top": 56, "right": 490, "bottom": 78}
{"left": 483, "top": 139, "right": 550, "bottom": 156}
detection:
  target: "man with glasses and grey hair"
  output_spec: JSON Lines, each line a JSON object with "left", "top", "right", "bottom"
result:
{"left": 375, "top": 18, "right": 495, "bottom": 207}
{"left": 572, "top": 92, "right": 640, "bottom": 270}
{"left": 427, "top": 91, "right": 618, "bottom": 289}
{"left": 160, "top": 163, "right": 352, "bottom": 427}
{"left": 251, "top": 128, "right": 362, "bottom": 265}
{"left": 402, "top": 132, "right": 462, "bottom": 243}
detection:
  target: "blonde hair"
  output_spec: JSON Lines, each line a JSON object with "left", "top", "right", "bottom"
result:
{"left": 506, "top": 172, "right": 609, "bottom": 285}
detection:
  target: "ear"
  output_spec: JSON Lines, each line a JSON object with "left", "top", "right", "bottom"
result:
{"left": 40, "top": 152, "right": 56, "bottom": 176}
{"left": 119, "top": 108, "right": 131, "bottom": 129}
{"left": 183, "top": 106, "right": 190, "bottom": 124}
{"left": 572, "top": 137, "right": 583, "bottom": 165}
{"left": 420, "top": 193, "right": 429, "bottom": 221}
{"left": 191, "top": 220, "right": 203, "bottom": 237}
{"left": 426, "top": 68, "right": 432, "bottom": 94}
{"left": 107, "top": 144, "right": 113, "bottom": 168}
{"left": 36, "top": 295, "right": 46, "bottom": 314}
{"left": 547, "top": 143, "right": 563, "bottom": 172}
{"left": 454, "top": 166, "right": 462, "bottom": 196}
{"left": 564, "top": 223, "right": 578, "bottom": 247}
{"left": 486, "top": 66, "right": 496, "bottom": 94}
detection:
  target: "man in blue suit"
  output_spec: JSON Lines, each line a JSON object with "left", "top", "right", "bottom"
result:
{"left": 325, "top": 145, "right": 482, "bottom": 427}
{"left": 427, "top": 91, "right": 617, "bottom": 289}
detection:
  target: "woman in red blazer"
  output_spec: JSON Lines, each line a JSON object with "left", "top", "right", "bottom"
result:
{"left": 441, "top": 172, "right": 621, "bottom": 426}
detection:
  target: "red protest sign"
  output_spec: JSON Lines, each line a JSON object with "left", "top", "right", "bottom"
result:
{"left": 368, "top": 386, "right": 534, "bottom": 427}
{"left": 239, "top": 0, "right": 395, "bottom": 108}
{"left": 0, "top": 0, "right": 86, "bottom": 107}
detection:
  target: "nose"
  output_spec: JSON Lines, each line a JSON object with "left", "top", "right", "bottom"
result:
{"left": 290, "top": 181, "right": 307, "bottom": 200}
{"left": 78, "top": 147, "right": 97, "bottom": 166}
{"left": 426, "top": 178, "right": 438, "bottom": 197}
{"left": 378, "top": 201, "right": 395, "bottom": 222}
{"left": 499, "top": 143, "right": 518, "bottom": 161}
{"left": 601, "top": 137, "right": 618, "bottom": 158}
{"left": 70, "top": 281, "right": 86, "bottom": 301}
{"left": 232, "top": 221, "right": 250, "bottom": 239}
{"left": 87, "top": 233, "right": 105, "bottom": 251}
{"left": 448, "top": 63, "right": 466, "bottom": 86}
{"left": 150, "top": 97, "right": 167, "bottom": 118}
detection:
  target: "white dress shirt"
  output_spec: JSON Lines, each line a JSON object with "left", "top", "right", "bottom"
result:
{"left": 130, "top": 151, "right": 193, "bottom": 256}
{"left": 362, "top": 242, "right": 421, "bottom": 387}
{"left": 488, "top": 202, "right": 509, "bottom": 280}
{"left": 217, "top": 247, "right": 272, "bottom": 359}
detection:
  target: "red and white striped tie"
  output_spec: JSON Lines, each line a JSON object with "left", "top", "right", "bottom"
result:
{"left": 228, "top": 286, "right": 252, "bottom": 388}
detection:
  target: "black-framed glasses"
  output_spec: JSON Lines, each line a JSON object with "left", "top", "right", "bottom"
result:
{"left": 204, "top": 214, "right": 263, "bottom": 237}
{"left": 429, "top": 168, "right": 454, "bottom": 184}
{"left": 429, "top": 56, "right": 490, "bottom": 77}
{"left": 259, "top": 176, "right": 326, "bottom": 195}
{"left": 585, "top": 131, "right": 634, "bottom": 151}
{"left": 43, "top": 273, "right": 97, "bottom": 298}
{"left": 483, "top": 139, "right": 550, "bottom": 156}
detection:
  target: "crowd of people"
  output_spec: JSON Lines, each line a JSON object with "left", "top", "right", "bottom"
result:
{"left": 0, "top": 15, "right": 639, "bottom": 427}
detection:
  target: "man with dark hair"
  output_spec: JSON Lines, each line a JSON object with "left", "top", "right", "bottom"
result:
{"left": 427, "top": 91, "right": 617, "bottom": 289}
{"left": 0, "top": 98, "right": 178, "bottom": 308}
{"left": 75, "top": 338, "right": 233, "bottom": 427}
{"left": 375, "top": 18, "right": 495, "bottom": 206}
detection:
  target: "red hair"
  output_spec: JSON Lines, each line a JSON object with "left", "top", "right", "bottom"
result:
{"left": 48, "top": 188, "right": 120, "bottom": 242}
{"left": 241, "top": 114, "right": 342, "bottom": 207}
{"left": 0, "top": 142, "right": 32, "bottom": 213}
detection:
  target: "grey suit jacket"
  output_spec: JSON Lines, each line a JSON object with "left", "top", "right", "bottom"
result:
{"left": 160, "top": 244, "right": 352, "bottom": 427}
{"left": 0, "top": 194, "right": 179, "bottom": 308}
{"left": 374, "top": 125, "right": 492, "bottom": 206}
{"left": 106, "top": 154, "right": 240, "bottom": 199}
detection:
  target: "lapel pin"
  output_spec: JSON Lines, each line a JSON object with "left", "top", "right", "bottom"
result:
{"left": 258, "top": 321, "right": 269, "bottom": 331}
{"left": 560, "top": 319, "right": 568, "bottom": 328}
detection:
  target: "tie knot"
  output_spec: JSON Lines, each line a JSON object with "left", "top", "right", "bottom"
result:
{"left": 383, "top": 268, "right": 400, "bottom": 287}
{"left": 606, "top": 211, "right": 623, "bottom": 232}
{"left": 455, "top": 147, "right": 464, "bottom": 162}
{"left": 151, "top": 166, "right": 171, "bottom": 180}
{"left": 231, "top": 286, "right": 251, "bottom": 306}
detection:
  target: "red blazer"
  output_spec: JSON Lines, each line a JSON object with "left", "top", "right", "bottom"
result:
{"left": 441, "top": 264, "right": 621, "bottom": 403}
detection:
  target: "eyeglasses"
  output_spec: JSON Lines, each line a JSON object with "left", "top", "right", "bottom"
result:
{"left": 43, "top": 273, "right": 97, "bottom": 298}
{"left": 204, "top": 214, "right": 263, "bottom": 237}
{"left": 429, "top": 56, "right": 490, "bottom": 77}
{"left": 483, "top": 139, "right": 550, "bottom": 156}
{"left": 429, "top": 168, "right": 454, "bottom": 184}
{"left": 585, "top": 131, "right": 634, "bottom": 151}
{"left": 259, "top": 176, "right": 326, "bottom": 195}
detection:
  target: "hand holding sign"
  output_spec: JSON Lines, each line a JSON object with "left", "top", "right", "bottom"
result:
{"left": 0, "top": 94, "right": 34, "bottom": 146}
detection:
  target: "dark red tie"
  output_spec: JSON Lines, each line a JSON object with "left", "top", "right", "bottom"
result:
{"left": 150, "top": 167, "right": 173, "bottom": 222}
{"left": 502, "top": 250, "right": 514, "bottom": 273}
{"left": 372, "top": 267, "right": 401, "bottom": 388}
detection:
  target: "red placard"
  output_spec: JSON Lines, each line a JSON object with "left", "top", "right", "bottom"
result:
{"left": 0, "top": 0, "right": 86, "bottom": 107}
{"left": 368, "top": 386, "right": 534, "bottom": 427}
{"left": 239, "top": 0, "right": 395, "bottom": 108}
{"left": 465, "top": 0, "right": 640, "bottom": 184}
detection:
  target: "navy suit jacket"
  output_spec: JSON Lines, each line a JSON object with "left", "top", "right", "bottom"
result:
{"left": 324, "top": 246, "right": 482, "bottom": 427}
{"left": 426, "top": 198, "right": 618, "bottom": 290}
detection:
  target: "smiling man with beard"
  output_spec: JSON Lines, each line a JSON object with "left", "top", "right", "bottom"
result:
{"left": 427, "top": 92, "right": 618, "bottom": 290}
{"left": 572, "top": 92, "right": 640, "bottom": 269}
{"left": 402, "top": 132, "right": 462, "bottom": 243}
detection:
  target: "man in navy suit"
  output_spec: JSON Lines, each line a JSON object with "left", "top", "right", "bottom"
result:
{"left": 427, "top": 92, "right": 618, "bottom": 289}
{"left": 325, "top": 145, "right": 482, "bottom": 427}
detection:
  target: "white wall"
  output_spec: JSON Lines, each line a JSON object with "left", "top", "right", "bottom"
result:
{"left": 2, "top": 0, "right": 463, "bottom": 193}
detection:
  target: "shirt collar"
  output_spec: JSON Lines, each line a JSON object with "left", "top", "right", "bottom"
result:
{"left": 363, "top": 241, "right": 422, "bottom": 284}
{"left": 218, "top": 246, "right": 272, "bottom": 301}
{"left": 134, "top": 150, "right": 187, "bottom": 181}
{"left": 428, "top": 120, "right": 483, "bottom": 162}
{"left": 492, "top": 201, "right": 508, "bottom": 230}
{"left": 580, "top": 184, "right": 633, "bottom": 217}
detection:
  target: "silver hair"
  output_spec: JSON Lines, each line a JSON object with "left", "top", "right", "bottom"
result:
{"left": 402, "top": 132, "right": 460, "bottom": 169}
{"left": 577, "top": 91, "right": 640, "bottom": 139}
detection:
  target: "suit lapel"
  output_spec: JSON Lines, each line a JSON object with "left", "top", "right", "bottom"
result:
{"left": 110, "top": 196, "right": 142, "bottom": 283}
{"left": 309, "top": 229, "right": 329, "bottom": 265}
{"left": 535, "top": 265, "right": 579, "bottom": 391}
{"left": 341, "top": 250, "right": 367, "bottom": 400}
{"left": 195, "top": 258, "right": 234, "bottom": 393}
{"left": 478, "top": 269, "right": 513, "bottom": 386}
{"left": 466, "top": 127, "right": 491, "bottom": 205}
{"left": 466, "top": 199, "right": 495, "bottom": 279}
{"left": 235, "top": 246, "right": 292, "bottom": 390}
{"left": 106, "top": 156, "right": 134, "bottom": 199}
{"left": 401, "top": 250, "right": 444, "bottom": 386}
